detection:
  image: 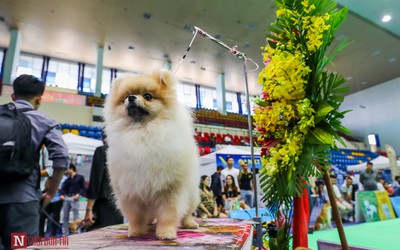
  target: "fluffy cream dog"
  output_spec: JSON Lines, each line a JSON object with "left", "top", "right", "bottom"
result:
{"left": 103, "top": 69, "right": 200, "bottom": 240}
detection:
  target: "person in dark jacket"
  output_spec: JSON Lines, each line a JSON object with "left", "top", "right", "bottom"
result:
{"left": 83, "top": 130, "right": 123, "bottom": 230}
{"left": 210, "top": 166, "right": 224, "bottom": 211}
{"left": 60, "top": 163, "right": 86, "bottom": 235}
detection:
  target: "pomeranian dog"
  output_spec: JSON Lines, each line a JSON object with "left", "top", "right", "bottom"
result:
{"left": 103, "top": 69, "right": 200, "bottom": 240}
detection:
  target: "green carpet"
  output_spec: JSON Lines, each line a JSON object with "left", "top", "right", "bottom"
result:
{"left": 308, "top": 218, "right": 400, "bottom": 250}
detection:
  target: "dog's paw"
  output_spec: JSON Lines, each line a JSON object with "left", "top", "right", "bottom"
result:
{"left": 181, "top": 217, "right": 199, "bottom": 229}
{"left": 156, "top": 227, "right": 177, "bottom": 240}
{"left": 128, "top": 226, "right": 148, "bottom": 237}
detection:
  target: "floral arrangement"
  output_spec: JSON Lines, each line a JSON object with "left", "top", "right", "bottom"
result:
{"left": 254, "top": 0, "right": 350, "bottom": 248}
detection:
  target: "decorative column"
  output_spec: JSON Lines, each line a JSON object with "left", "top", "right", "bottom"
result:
{"left": 95, "top": 46, "right": 104, "bottom": 97}
{"left": 216, "top": 73, "right": 226, "bottom": 115}
{"left": 3, "top": 28, "right": 21, "bottom": 84}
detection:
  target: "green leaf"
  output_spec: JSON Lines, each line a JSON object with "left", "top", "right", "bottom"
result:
{"left": 332, "top": 87, "right": 349, "bottom": 94}
{"left": 314, "top": 102, "right": 334, "bottom": 124}
{"left": 329, "top": 95, "right": 344, "bottom": 103}
{"left": 310, "top": 127, "right": 334, "bottom": 145}
{"left": 333, "top": 132, "right": 347, "bottom": 147}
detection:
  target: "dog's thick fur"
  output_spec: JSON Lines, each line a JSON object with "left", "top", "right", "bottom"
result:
{"left": 103, "top": 70, "right": 200, "bottom": 240}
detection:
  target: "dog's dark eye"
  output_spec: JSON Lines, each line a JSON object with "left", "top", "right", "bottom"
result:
{"left": 143, "top": 93, "right": 153, "bottom": 101}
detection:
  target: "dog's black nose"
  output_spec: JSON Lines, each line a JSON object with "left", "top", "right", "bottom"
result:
{"left": 127, "top": 95, "right": 136, "bottom": 102}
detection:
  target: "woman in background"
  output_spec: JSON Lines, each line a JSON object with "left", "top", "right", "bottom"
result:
{"left": 222, "top": 175, "right": 249, "bottom": 212}
{"left": 197, "top": 175, "right": 227, "bottom": 218}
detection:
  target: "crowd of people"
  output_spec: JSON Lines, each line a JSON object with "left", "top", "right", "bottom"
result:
{"left": 313, "top": 161, "right": 400, "bottom": 224}
{"left": 197, "top": 156, "right": 255, "bottom": 219}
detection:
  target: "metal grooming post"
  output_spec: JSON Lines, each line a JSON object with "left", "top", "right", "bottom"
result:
{"left": 194, "top": 26, "right": 263, "bottom": 248}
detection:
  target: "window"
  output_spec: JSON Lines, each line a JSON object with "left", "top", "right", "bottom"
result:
{"left": 82, "top": 65, "right": 97, "bottom": 93}
{"left": 47, "top": 58, "right": 78, "bottom": 89}
{"left": 16, "top": 53, "right": 43, "bottom": 79}
{"left": 225, "top": 92, "right": 239, "bottom": 113}
{"left": 241, "top": 94, "right": 256, "bottom": 115}
{"left": 200, "top": 86, "right": 217, "bottom": 110}
{"left": 176, "top": 81, "right": 196, "bottom": 108}
{"left": 101, "top": 68, "right": 112, "bottom": 95}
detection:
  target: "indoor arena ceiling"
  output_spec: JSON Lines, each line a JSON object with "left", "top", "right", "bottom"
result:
{"left": 0, "top": 0, "right": 399, "bottom": 96}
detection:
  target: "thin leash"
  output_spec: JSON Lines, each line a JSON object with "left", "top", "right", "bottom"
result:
{"left": 174, "top": 28, "right": 199, "bottom": 75}
{"left": 41, "top": 207, "right": 64, "bottom": 229}
{"left": 174, "top": 26, "right": 259, "bottom": 75}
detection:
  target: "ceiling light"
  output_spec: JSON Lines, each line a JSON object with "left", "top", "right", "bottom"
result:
{"left": 382, "top": 15, "right": 391, "bottom": 22}
{"left": 183, "top": 24, "right": 192, "bottom": 32}
{"left": 246, "top": 24, "right": 257, "bottom": 30}
{"left": 388, "top": 57, "right": 397, "bottom": 63}
{"left": 361, "top": 81, "right": 367, "bottom": 85}
{"left": 346, "top": 76, "right": 353, "bottom": 80}
{"left": 143, "top": 13, "right": 151, "bottom": 19}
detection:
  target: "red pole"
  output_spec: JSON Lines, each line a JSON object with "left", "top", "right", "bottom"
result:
{"left": 292, "top": 186, "right": 310, "bottom": 249}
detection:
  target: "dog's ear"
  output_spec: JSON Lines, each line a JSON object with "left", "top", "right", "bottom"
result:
{"left": 153, "top": 69, "right": 175, "bottom": 86}
{"left": 110, "top": 76, "right": 124, "bottom": 94}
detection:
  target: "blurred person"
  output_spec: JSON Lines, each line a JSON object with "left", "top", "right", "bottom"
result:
{"left": 83, "top": 130, "right": 123, "bottom": 230}
{"left": 60, "top": 163, "right": 86, "bottom": 235}
{"left": 377, "top": 177, "right": 385, "bottom": 191}
{"left": 360, "top": 162, "right": 378, "bottom": 191}
{"left": 383, "top": 182, "right": 394, "bottom": 196}
{"left": 224, "top": 134, "right": 232, "bottom": 144}
{"left": 340, "top": 175, "right": 354, "bottom": 204}
{"left": 39, "top": 175, "right": 66, "bottom": 237}
{"left": 222, "top": 175, "right": 249, "bottom": 212}
{"left": 0, "top": 75, "right": 69, "bottom": 250}
{"left": 391, "top": 175, "right": 400, "bottom": 189}
{"left": 221, "top": 156, "right": 239, "bottom": 187}
{"left": 377, "top": 169, "right": 391, "bottom": 183}
{"left": 210, "top": 166, "right": 224, "bottom": 210}
{"left": 324, "top": 175, "right": 353, "bottom": 221}
{"left": 197, "top": 175, "right": 227, "bottom": 218}
{"left": 238, "top": 160, "right": 254, "bottom": 208}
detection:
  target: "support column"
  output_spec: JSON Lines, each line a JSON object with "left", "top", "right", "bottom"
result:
{"left": 95, "top": 46, "right": 104, "bottom": 97}
{"left": 164, "top": 60, "right": 172, "bottom": 70}
{"left": 216, "top": 72, "right": 226, "bottom": 115}
{"left": 3, "top": 28, "right": 21, "bottom": 84}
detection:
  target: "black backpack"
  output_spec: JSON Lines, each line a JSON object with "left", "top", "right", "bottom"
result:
{"left": 0, "top": 102, "right": 36, "bottom": 184}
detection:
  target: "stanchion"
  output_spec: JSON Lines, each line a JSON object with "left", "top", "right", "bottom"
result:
{"left": 178, "top": 26, "right": 262, "bottom": 248}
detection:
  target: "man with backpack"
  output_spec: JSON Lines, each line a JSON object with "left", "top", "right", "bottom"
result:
{"left": 0, "top": 74, "right": 69, "bottom": 250}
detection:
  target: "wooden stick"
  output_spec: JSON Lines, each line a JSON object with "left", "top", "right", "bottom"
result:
{"left": 322, "top": 169, "right": 349, "bottom": 250}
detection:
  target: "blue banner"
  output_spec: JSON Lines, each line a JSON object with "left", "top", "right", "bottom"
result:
{"left": 216, "top": 153, "right": 262, "bottom": 169}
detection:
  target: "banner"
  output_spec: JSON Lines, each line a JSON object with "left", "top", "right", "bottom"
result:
{"left": 216, "top": 153, "right": 262, "bottom": 169}
{"left": 386, "top": 144, "right": 399, "bottom": 181}
{"left": 375, "top": 191, "right": 396, "bottom": 220}
{"left": 390, "top": 197, "right": 400, "bottom": 217}
{"left": 357, "top": 191, "right": 380, "bottom": 222}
